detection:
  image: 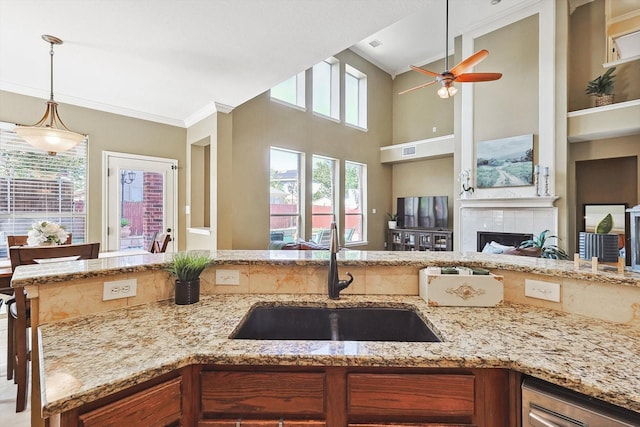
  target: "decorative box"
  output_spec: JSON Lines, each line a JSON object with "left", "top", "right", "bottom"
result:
{"left": 418, "top": 268, "right": 504, "bottom": 307}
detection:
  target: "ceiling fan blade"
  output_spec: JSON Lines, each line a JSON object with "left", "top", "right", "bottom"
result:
{"left": 449, "top": 49, "right": 489, "bottom": 75}
{"left": 398, "top": 80, "right": 437, "bottom": 95}
{"left": 409, "top": 65, "right": 440, "bottom": 77}
{"left": 454, "top": 72, "right": 502, "bottom": 83}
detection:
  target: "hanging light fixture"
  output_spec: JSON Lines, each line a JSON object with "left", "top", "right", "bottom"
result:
{"left": 15, "top": 35, "right": 87, "bottom": 155}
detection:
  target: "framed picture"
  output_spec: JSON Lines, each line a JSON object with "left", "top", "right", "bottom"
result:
{"left": 476, "top": 134, "right": 534, "bottom": 188}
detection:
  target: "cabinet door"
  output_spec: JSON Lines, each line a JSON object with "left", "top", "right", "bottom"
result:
{"left": 417, "top": 232, "right": 433, "bottom": 251}
{"left": 388, "top": 230, "right": 403, "bottom": 250}
{"left": 348, "top": 373, "right": 475, "bottom": 419}
{"left": 78, "top": 377, "right": 182, "bottom": 427}
{"left": 402, "top": 231, "right": 416, "bottom": 250}
{"left": 201, "top": 371, "right": 325, "bottom": 417}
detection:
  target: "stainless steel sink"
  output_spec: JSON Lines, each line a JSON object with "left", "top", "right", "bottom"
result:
{"left": 231, "top": 305, "right": 441, "bottom": 342}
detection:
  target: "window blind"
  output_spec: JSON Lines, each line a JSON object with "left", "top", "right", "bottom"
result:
{"left": 0, "top": 121, "right": 87, "bottom": 258}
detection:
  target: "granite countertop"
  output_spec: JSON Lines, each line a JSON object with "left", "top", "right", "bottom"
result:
{"left": 40, "top": 293, "right": 640, "bottom": 417}
{"left": 11, "top": 249, "right": 640, "bottom": 287}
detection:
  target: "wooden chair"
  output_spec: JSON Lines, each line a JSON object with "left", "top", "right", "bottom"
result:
{"left": 149, "top": 232, "right": 172, "bottom": 253}
{"left": 8, "top": 242, "right": 100, "bottom": 412}
{"left": 4, "top": 234, "right": 71, "bottom": 383}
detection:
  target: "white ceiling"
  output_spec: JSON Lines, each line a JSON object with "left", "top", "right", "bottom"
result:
{"left": 0, "top": 0, "right": 532, "bottom": 128}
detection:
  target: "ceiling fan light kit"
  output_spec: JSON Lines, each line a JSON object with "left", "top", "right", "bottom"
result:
{"left": 15, "top": 34, "right": 87, "bottom": 155}
{"left": 401, "top": 0, "right": 502, "bottom": 98}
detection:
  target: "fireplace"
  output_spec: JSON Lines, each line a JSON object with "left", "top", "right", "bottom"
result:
{"left": 477, "top": 231, "right": 533, "bottom": 252}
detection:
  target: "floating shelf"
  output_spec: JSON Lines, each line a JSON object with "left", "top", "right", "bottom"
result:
{"left": 567, "top": 99, "right": 640, "bottom": 142}
{"left": 380, "top": 134, "right": 454, "bottom": 164}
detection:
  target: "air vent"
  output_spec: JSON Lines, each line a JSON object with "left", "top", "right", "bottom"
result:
{"left": 402, "top": 146, "right": 417, "bottom": 157}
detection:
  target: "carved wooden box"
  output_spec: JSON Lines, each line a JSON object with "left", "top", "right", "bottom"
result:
{"left": 418, "top": 268, "right": 504, "bottom": 307}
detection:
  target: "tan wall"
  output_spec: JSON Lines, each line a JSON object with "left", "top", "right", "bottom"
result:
{"left": 391, "top": 157, "right": 454, "bottom": 230}
{"left": 0, "top": 90, "right": 187, "bottom": 248}
{"left": 392, "top": 56, "right": 455, "bottom": 144}
{"left": 569, "top": 0, "right": 640, "bottom": 111}
{"left": 229, "top": 49, "right": 393, "bottom": 249}
{"left": 474, "top": 15, "right": 539, "bottom": 144}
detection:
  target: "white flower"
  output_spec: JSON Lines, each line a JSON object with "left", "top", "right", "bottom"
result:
{"left": 26, "top": 221, "right": 69, "bottom": 246}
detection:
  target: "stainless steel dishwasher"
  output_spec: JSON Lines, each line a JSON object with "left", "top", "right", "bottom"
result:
{"left": 522, "top": 377, "right": 640, "bottom": 426}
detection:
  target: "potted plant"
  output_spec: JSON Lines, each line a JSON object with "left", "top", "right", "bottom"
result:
{"left": 120, "top": 218, "right": 131, "bottom": 238}
{"left": 387, "top": 212, "right": 398, "bottom": 229}
{"left": 585, "top": 67, "right": 616, "bottom": 107}
{"left": 165, "top": 251, "right": 212, "bottom": 305}
{"left": 518, "top": 230, "right": 569, "bottom": 260}
{"left": 579, "top": 213, "right": 619, "bottom": 262}
{"left": 27, "top": 220, "right": 69, "bottom": 246}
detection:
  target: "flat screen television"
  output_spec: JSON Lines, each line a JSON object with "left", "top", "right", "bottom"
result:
{"left": 397, "top": 196, "right": 448, "bottom": 229}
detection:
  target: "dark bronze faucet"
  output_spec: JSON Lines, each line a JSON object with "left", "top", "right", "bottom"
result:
{"left": 328, "top": 221, "right": 353, "bottom": 299}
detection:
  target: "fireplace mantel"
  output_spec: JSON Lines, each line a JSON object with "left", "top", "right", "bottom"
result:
{"left": 459, "top": 196, "right": 559, "bottom": 209}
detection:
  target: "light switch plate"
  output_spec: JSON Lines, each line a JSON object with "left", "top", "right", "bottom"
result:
{"left": 103, "top": 279, "right": 137, "bottom": 300}
{"left": 525, "top": 279, "right": 560, "bottom": 302}
{"left": 216, "top": 269, "right": 240, "bottom": 285}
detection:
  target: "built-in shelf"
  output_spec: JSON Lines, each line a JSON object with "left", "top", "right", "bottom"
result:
{"left": 380, "top": 134, "right": 453, "bottom": 164}
{"left": 567, "top": 99, "right": 640, "bottom": 142}
{"left": 459, "top": 196, "right": 559, "bottom": 209}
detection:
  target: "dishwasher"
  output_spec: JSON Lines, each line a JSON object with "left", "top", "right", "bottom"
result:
{"left": 522, "top": 377, "right": 640, "bottom": 426}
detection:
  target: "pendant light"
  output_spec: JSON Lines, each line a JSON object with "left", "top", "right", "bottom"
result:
{"left": 15, "top": 35, "right": 87, "bottom": 155}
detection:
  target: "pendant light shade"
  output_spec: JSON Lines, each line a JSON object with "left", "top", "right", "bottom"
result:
{"left": 15, "top": 35, "right": 87, "bottom": 155}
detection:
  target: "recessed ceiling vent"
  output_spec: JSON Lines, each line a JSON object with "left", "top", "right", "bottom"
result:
{"left": 402, "top": 146, "right": 417, "bottom": 157}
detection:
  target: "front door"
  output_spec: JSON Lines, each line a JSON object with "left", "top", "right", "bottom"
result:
{"left": 103, "top": 151, "right": 177, "bottom": 252}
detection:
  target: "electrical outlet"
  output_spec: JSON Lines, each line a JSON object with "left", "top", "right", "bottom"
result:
{"left": 216, "top": 269, "right": 240, "bottom": 285}
{"left": 103, "top": 279, "right": 137, "bottom": 301}
{"left": 525, "top": 279, "right": 560, "bottom": 302}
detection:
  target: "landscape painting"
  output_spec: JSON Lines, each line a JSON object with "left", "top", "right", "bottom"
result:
{"left": 476, "top": 134, "right": 533, "bottom": 188}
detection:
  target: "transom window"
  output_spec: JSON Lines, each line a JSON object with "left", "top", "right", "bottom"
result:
{"left": 345, "top": 65, "right": 368, "bottom": 130}
{"left": 270, "top": 71, "right": 306, "bottom": 109}
{"left": 312, "top": 57, "right": 340, "bottom": 120}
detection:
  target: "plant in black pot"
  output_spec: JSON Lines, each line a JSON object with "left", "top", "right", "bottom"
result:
{"left": 166, "top": 251, "right": 212, "bottom": 305}
{"left": 518, "top": 230, "right": 569, "bottom": 260}
{"left": 579, "top": 213, "right": 619, "bottom": 262}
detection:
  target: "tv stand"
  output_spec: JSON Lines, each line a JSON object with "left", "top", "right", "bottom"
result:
{"left": 388, "top": 228, "right": 453, "bottom": 251}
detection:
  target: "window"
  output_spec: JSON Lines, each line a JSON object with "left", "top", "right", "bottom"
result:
{"left": 345, "top": 65, "right": 367, "bottom": 129}
{"left": 0, "top": 122, "right": 87, "bottom": 258}
{"left": 344, "top": 161, "right": 367, "bottom": 244}
{"left": 312, "top": 57, "right": 340, "bottom": 120}
{"left": 270, "top": 71, "right": 306, "bottom": 109}
{"left": 269, "top": 147, "right": 303, "bottom": 243}
{"left": 311, "top": 155, "right": 337, "bottom": 246}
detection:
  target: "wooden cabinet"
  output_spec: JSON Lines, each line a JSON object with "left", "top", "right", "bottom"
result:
{"left": 388, "top": 228, "right": 453, "bottom": 251}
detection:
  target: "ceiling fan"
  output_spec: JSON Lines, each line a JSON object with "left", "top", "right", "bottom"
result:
{"left": 400, "top": 0, "right": 502, "bottom": 98}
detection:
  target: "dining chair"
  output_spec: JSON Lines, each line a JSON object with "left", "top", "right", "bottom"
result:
{"left": 149, "top": 232, "right": 172, "bottom": 253}
{"left": 4, "top": 234, "right": 71, "bottom": 383}
{"left": 8, "top": 242, "right": 100, "bottom": 412}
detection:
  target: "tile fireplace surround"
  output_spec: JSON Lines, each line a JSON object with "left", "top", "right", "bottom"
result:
{"left": 459, "top": 197, "right": 558, "bottom": 252}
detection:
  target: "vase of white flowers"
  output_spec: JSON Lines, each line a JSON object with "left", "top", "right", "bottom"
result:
{"left": 27, "top": 221, "right": 69, "bottom": 246}
{"left": 458, "top": 169, "right": 475, "bottom": 199}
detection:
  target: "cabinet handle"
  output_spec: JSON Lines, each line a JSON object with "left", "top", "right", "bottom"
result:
{"left": 279, "top": 418, "right": 284, "bottom": 427}
{"left": 529, "top": 409, "right": 563, "bottom": 427}
{"left": 236, "top": 418, "right": 241, "bottom": 427}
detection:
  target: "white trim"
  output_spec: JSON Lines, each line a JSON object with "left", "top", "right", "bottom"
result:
{"left": 567, "top": 98, "right": 640, "bottom": 116}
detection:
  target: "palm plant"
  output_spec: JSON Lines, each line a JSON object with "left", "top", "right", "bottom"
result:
{"left": 519, "top": 230, "right": 569, "bottom": 260}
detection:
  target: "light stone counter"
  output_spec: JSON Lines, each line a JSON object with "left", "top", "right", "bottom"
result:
{"left": 40, "top": 293, "right": 640, "bottom": 418}
{"left": 11, "top": 249, "right": 640, "bottom": 287}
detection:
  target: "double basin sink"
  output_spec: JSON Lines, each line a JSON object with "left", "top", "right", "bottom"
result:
{"left": 231, "top": 305, "right": 441, "bottom": 342}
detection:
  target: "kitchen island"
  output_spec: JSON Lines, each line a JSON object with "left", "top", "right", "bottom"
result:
{"left": 10, "top": 250, "right": 640, "bottom": 425}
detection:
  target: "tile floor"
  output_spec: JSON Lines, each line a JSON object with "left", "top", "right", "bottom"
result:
{"left": 0, "top": 301, "right": 31, "bottom": 427}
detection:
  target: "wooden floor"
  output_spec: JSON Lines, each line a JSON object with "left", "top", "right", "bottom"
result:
{"left": 0, "top": 300, "right": 31, "bottom": 427}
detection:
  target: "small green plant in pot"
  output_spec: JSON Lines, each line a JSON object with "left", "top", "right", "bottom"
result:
{"left": 585, "top": 67, "right": 616, "bottom": 107}
{"left": 579, "top": 213, "right": 619, "bottom": 262}
{"left": 518, "top": 230, "right": 569, "bottom": 260}
{"left": 387, "top": 212, "right": 398, "bottom": 229}
{"left": 166, "top": 251, "right": 212, "bottom": 305}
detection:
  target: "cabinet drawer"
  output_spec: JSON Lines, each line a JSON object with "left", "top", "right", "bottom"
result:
{"left": 347, "top": 373, "right": 475, "bottom": 418}
{"left": 79, "top": 376, "right": 182, "bottom": 427}
{"left": 201, "top": 371, "right": 326, "bottom": 416}
{"left": 200, "top": 420, "right": 326, "bottom": 426}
